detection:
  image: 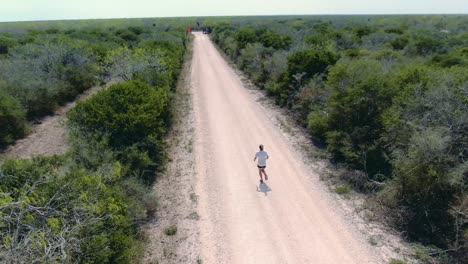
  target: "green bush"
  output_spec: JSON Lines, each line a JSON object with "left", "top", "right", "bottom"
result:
{"left": 68, "top": 80, "right": 168, "bottom": 148}
{"left": 0, "top": 36, "right": 16, "bottom": 55}
{"left": 62, "top": 62, "right": 99, "bottom": 92}
{"left": 287, "top": 49, "right": 339, "bottom": 83}
{"left": 384, "top": 69, "right": 468, "bottom": 248}
{"left": 431, "top": 53, "right": 466, "bottom": 68}
{"left": 164, "top": 225, "right": 177, "bottom": 236}
{"left": 271, "top": 49, "right": 338, "bottom": 106}
{"left": 258, "top": 30, "right": 292, "bottom": 50}
{"left": 0, "top": 38, "right": 100, "bottom": 120}
{"left": 0, "top": 91, "right": 27, "bottom": 148}
{"left": 344, "top": 48, "right": 369, "bottom": 58}
{"left": 67, "top": 80, "right": 169, "bottom": 179}
{"left": 138, "top": 40, "right": 184, "bottom": 87}
{"left": 234, "top": 27, "right": 291, "bottom": 50}
{"left": 354, "top": 25, "right": 374, "bottom": 38}
{"left": 116, "top": 29, "right": 139, "bottom": 43}
{"left": 325, "top": 60, "right": 396, "bottom": 176}
{"left": 372, "top": 50, "right": 399, "bottom": 61}
{"left": 389, "top": 36, "right": 409, "bottom": 50}
{"left": 391, "top": 128, "right": 457, "bottom": 244}
{"left": 335, "top": 185, "right": 351, "bottom": 195}
{"left": 385, "top": 27, "right": 406, "bottom": 35}
{"left": 0, "top": 157, "right": 139, "bottom": 263}
{"left": 388, "top": 259, "right": 406, "bottom": 264}
{"left": 307, "top": 110, "right": 329, "bottom": 140}
{"left": 305, "top": 34, "right": 330, "bottom": 46}
{"left": 128, "top": 26, "right": 145, "bottom": 35}
{"left": 414, "top": 37, "right": 443, "bottom": 56}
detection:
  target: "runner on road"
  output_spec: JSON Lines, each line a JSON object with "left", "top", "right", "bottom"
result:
{"left": 253, "top": 144, "right": 269, "bottom": 184}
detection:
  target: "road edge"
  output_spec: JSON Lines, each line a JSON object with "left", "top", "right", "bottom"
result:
{"left": 142, "top": 37, "right": 201, "bottom": 264}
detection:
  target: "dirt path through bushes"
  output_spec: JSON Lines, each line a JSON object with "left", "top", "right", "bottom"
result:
{"left": 1, "top": 84, "right": 107, "bottom": 159}
{"left": 191, "top": 32, "right": 382, "bottom": 263}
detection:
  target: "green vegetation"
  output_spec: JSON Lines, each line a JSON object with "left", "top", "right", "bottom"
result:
{"left": 0, "top": 91, "right": 27, "bottom": 147}
{"left": 0, "top": 18, "right": 188, "bottom": 150}
{"left": 335, "top": 185, "right": 351, "bottom": 195}
{"left": 164, "top": 225, "right": 178, "bottom": 236}
{"left": 68, "top": 80, "right": 170, "bottom": 181}
{"left": 207, "top": 15, "right": 468, "bottom": 262}
{"left": 234, "top": 27, "right": 291, "bottom": 50}
{"left": 0, "top": 157, "right": 143, "bottom": 263}
{"left": 0, "top": 18, "right": 188, "bottom": 263}
{"left": 389, "top": 259, "right": 407, "bottom": 264}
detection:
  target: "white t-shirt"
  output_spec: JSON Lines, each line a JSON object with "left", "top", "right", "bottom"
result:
{"left": 256, "top": 150, "right": 268, "bottom": 166}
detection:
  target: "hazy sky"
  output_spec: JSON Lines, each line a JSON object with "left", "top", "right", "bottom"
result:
{"left": 1, "top": 0, "right": 467, "bottom": 22}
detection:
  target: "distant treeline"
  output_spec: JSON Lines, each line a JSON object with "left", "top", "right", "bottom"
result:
{"left": 207, "top": 15, "right": 467, "bottom": 263}
{"left": 1, "top": 20, "right": 188, "bottom": 263}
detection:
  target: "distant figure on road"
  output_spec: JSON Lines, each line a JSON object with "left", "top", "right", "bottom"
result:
{"left": 253, "top": 144, "right": 269, "bottom": 184}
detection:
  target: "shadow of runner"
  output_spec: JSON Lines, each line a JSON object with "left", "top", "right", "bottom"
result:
{"left": 256, "top": 182, "right": 272, "bottom": 196}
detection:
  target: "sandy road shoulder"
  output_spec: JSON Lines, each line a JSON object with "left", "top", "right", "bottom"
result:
{"left": 143, "top": 41, "right": 201, "bottom": 264}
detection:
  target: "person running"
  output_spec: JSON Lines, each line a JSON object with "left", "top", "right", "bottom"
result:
{"left": 253, "top": 144, "right": 269, "bottom": 184}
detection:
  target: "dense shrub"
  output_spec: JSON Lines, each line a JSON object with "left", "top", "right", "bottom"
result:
{"left": 0, "top": 38, "right": 99, "bottom": 119}
{"left": 1, "top": 20, "right": 187, "bottom": 264}
{"left": 324, "top": 60, "right": 396, "bottom": 176}
{"left": 1, "top": 23, "right": 188, "bottom": 151}
{"left": 0, "top": 91, "right": 27, "bottom": 148}
{"left": 272, "top": 49, "right": 338, "bottom": 106}
{"left": 307, "top": 110, "right": 329, "bottom": 140}
{"left": 138, "top": 40, "right": 184, "bottom": 86}
{"left": 67, "top": 80, "right": 169, "bottom": 179}
{"left": 234, "top": 27, "right": 291, "bottom": 50}
{"left": 385, "top": 27, "right": 406, "bottom": 34}
{"left": 0, "top": 157, "right": 142, "bottom": 263}
{"left": 391, "top": 128, "right": 458, "bottom": 243}
{"left": 305, "top": 34, "right": 331, "bottom": 46}
{"left": 389, "top": 36, "right": 409, "bottom": 50}
{"left": 128, "top": 26, "right": 145, "bottom": 35}
{"left": 354, "top": 25, "right": 374, "bottom": 38}
{"left": 116, "top": 29, "right": 139, "bottom": 43}
{"left": 237, "top": 43, "right": 270, "bottom": 85}
{"left": 414, "top": 36, "right": 443, "bottom": 55}
{"left": 0, "top": 37, "right": 15, "bottom": 55}
{"left": 431, "top": 52, "right": 467, "bottom": 67}
{"left": 286, "top": 49, "right": 339, "bottom": 82}
{"left": 383, "top": 67, "right": 468, "bottom": 249}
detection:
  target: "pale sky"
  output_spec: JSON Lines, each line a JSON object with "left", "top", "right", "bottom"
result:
{"left": 0, "top": 0, "right": 467, "bottom": 22}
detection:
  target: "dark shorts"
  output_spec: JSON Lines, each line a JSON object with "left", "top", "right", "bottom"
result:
{"left": 257, "top": 165, "right": 266, "bottom": 169}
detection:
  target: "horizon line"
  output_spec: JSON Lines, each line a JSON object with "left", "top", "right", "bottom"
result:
{"left": 1, "top": 13, "right": 467, "bottom": 24}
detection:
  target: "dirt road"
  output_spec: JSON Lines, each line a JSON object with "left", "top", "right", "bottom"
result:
{"left": 191, "top": 32, "right": 380, "bottom": 263}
